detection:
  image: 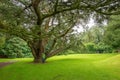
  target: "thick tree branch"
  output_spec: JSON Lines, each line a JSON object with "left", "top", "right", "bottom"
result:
{"left": 94, "top": 9, "right": 120, "bottom": 15}
{"left": 42, "top": 6, "right": 79, "bottom": 20}
{"left": 58, "top": 22, "right": 76, "bottom": 38}
{"left": 32, "top": 0, "right": 42, "bottom": 25}
{"left": 45, "top": 39, "right": 57, "bottom": 55}
{"left": 28, "top": 42, "right": 37, "bottom": 58}
{"left": 59, "top": 26, "right": 74, "bottom": 38}
{"left": 54, "top": 0, "right": 59, "bottom": 12}
{"left": 47, "top": 48, "right": 64, "bottom": 58}
{"left": 82, "top": 1, "right": 120, "bottom": 15}
{"left": 47, "top": 44, "right": 71, "bottom": 58}
{"left": 14, "top": 0, "right": 32, "bottom": 18}
{"left": 45, "top": 23, "right": 75, "bottom": 56}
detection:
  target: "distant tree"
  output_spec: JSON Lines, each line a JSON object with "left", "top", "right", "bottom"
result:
{"left": 0, "top": 0, "right": 120, "bottom": 63}
{"left": 80, "top": 26, "right": 105, "bottom": 43}
{"left": 104, "top": 15, "right": 120, "bottom": 51}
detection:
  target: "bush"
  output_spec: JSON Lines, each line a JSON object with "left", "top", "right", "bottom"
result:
{"left": 81, "top": 42, "right": 113, "bottom": 53}
{"left": 85, "top": 43, "right": 96, "bottom": 53}
{"left": 1, "top": 37, "right": 32, "bottom": 58}
{"left": 95, "top": 43, "right": 113, "bottom": 53}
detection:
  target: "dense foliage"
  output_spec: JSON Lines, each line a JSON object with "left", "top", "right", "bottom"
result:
{"left": 104, "top": 15, "right": 120, "bottom": 51}
{"left": 0, "top": 37, "right": 32, "bottom": 58}
{"left": 0, "top": 33, "right": 5, "bottom": 49}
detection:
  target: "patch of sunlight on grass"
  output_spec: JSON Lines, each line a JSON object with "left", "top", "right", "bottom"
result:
{"left": 0, "top": 58, "right": 15, "bottom": 62}
{"left": 48, "top": 53, "right": 117, "bottom": 62}
{"left": 94, "top": 54, "right": 120, "bottom": 79}
{"left": 97, "top": 54, "right": 120, "bottom": 65}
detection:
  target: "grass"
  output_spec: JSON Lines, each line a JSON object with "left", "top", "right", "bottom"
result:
{"left": 0, "top": 53, "right": 120, "bottom": 80}
{"left": 0, "top": 58, "right": 16, "bottom": 62}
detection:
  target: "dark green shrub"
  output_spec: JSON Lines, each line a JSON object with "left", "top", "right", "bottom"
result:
{"left": 1, "top": 37, "right": 32, "bottom": 58}
{"left": 95, "top": 43, "right": 113, "bottom": 53}
{"left": 85, "top": 43, "right": 96, "bottom": 53}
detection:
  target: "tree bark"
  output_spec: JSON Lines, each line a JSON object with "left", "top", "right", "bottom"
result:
{"left": 28, "top": 41, "right": 46, "bottom": 63}
{"left": 32, "top": 48, "right": 46, "bottom": 63}
{"left": 33, "top": 50, "right": 47, "bottom": 63}
{"left": 34, "top": 55, "right": 44, "bottom": 63}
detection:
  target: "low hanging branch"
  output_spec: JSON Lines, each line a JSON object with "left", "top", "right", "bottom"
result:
{"left": 45, "top": 22, "right": 76, "bottom": 57}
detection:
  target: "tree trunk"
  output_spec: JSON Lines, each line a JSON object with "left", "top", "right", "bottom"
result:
{"left": 28, "top": 41, "right": 46, "bottom": 63}
{"left": 33, "top": 50, "right": 47, "bottom": 63}
{"left": 33, "top": 52, "right": 47, "bottom": 63}
{"left": 34, "top": 56, "right": 42, "bottom": 63}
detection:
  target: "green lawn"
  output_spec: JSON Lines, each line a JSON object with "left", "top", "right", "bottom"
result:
{"left": 0, "top": 54, "right": 120, "bottom": 80}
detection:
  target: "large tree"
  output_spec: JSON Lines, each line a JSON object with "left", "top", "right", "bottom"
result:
{"left": 0, "top": 0, "right": 120, "bottom": 63}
